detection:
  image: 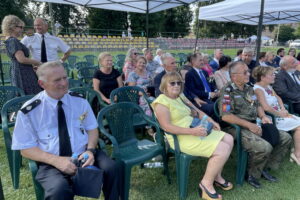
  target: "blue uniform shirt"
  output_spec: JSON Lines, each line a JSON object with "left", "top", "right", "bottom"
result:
{"left": 12, "top": 91, "right": 98, "bottom": 156}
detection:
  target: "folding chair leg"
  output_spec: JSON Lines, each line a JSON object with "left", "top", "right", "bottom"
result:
{"left": 179, "top": 157, "right": 192, "bottom": 200}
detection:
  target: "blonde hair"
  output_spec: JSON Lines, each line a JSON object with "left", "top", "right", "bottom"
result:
{"left": 252, "top": 66, "right": 274, "bottom": 82}
{"left": 136, "top": 56, "right": 147, "bottom": 63}
{"left": 1, "top": 15, "right": 24, "bottom": 36}
{"left": 159, "top": 72, "right": 184, "bottom": 95}
{"left": 98, "top": 52, "right": 112, "bottom": 67}
{"left": 125, "top": 48, "right": 138, "bottom": 62}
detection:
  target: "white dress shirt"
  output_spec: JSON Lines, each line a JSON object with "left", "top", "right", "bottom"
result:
{"left": 21, "top": 32, "right": 70, "bottom": 62}
{"left": 12, "top": 91, "right": 98, "bottom": 156}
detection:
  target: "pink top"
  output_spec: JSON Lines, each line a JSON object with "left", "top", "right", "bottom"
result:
{"left": 123, "top": 61, "right": 136, "bottom": 81}
{"left": 202, "top": 64, "right": 214, "bottom": 76}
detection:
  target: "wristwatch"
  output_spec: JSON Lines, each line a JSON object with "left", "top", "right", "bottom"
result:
{"left": 86, "top": 148, "right": 96, "bottom": 155}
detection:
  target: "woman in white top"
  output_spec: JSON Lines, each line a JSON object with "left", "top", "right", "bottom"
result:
{"left": 214, "top": 56, "right": 231, "bottom": 90}
{"left": 252, "top": 66, "right": 300, "bottom": 166}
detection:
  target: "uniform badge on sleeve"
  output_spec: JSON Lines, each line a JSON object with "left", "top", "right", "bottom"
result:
{"left": 222, "top": 95, "right": 231, "bottom": 112}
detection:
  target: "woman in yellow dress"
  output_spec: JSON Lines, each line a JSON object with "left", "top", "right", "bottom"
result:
{"left": 152, "top": 72, "right": 233, "bottom": 200}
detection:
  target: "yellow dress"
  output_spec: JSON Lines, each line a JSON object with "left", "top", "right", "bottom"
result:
{"left": 152, "top": 94, "right": 225, "bottom": 157}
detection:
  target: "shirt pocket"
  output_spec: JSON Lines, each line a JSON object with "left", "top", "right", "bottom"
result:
{"left": 38, "top": 127, "right": 58, "bottom": 152}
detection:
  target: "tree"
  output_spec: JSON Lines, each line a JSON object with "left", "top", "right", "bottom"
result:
{"left": 294, "top": 24, "right": 300, "bottom": 39}
{"left": 278, "top": 25, "right": 295, "bottom": 42}
{"left": 87, "top": 8, "right": 127, "bottom": 35}
{"left": 0, "top": 0, "right": 28, "bottom": 24}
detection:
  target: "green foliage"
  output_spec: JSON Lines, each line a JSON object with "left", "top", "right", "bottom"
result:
{"left": 278, "top": 25, "right": 295, "bottom": 42}
{"left": 0, "top": 0, "right": 28, "bottom": 25}
{"left": 294, "top": 24, "right": 300, "bottom": 39}
{"left": 87, "top": 8, "right": 127, "bottom": 34}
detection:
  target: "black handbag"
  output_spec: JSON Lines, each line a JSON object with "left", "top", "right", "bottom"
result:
{"left": 72, "top": 166, "right": 104, "bottom": 198}
{"left": 261, "top": 123, "right": 280, "bottom": 147}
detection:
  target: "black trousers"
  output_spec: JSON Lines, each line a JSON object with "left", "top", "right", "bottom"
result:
{"left": 36, "top": 149, "right": 121, "bottom": 200}
{"left": 293, "top": 102, "right": 300, "bottom": 116}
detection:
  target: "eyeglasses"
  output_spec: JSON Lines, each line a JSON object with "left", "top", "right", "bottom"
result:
{"left": 16, "top": 26, "right": 24, "bottom": 29}
{"left": 169, "top": 81, "right": 182, "bottom": 86}
{"left": 232, "top": 69, "right": 251, "bottom": 75}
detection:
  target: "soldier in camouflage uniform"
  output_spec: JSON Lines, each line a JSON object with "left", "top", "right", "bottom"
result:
{"left": 219, "top": 61, "right": 291, "bottom": 189}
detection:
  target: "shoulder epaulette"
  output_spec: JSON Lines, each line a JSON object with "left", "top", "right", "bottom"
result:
{"left": 21, "top": 99, "right": 41, "bottom": 114}
{"left": 69, "top": 91, "right": 85, "bottom": 99}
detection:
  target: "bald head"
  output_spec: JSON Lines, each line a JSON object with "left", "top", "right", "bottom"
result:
{"left": 34, "top": 18, "right": 48, "bottom": 34}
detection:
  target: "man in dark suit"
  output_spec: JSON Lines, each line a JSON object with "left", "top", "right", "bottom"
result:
{"left": 209, "top": 49, "right": 223, "bottom": 72}
{"left": 273, "top": 48, "right": 285, "bottom": 67}
{"left": 154, "top": 53, "right": 177, "bottom": 97}
{"left": 184, "top": 53, "right": 218, "bottom": 117}
{"left": 273, "top": 55, "right": 300, "bottom": 115}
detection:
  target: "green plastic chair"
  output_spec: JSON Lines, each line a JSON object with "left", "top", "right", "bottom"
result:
{"left": 97, "top": 102, "right": 170, "bottom": 200}
{"left": 62, "top": 62, "right": 71, "bottom": 78}
{"left": 77, "top": 66, "right": 97, "bottom": 87}
{"left": 109, "top": 86, "right": 153, "bottom": 129}
{"left": 67, "top": 55, "right": 79, "bottom": 69}
{"left": 214, "top": 98, "right": 247, "bottom": 186}
{"left": 1, "top": 95, "right": 33, "bottom": 189}
{"left": 1, "top": 61, "right": 12, "bottom": 85}
{"left": 0, "top": 86, "right": 25, "bottom": 129}
{"left": 177, "top": 53, "right": 187, "bottom": 66}
{"left": 115, "top": 54, "right": 126, "bottom": 62}
{"left": 68, "top": 78, "right": 83, "bottom": 89}
{"left": 84, "top": 55, "right": 97, "bottom": 66}
{"left": 69, "top": 87, "right": 108, "bottom": 114}
{"left": 74, "top": 61, "right": 93, "bottom": 70}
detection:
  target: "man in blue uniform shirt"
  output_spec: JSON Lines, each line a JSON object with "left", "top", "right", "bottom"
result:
{"left": 12, "top": 61, "right": 120, "bottom": 200}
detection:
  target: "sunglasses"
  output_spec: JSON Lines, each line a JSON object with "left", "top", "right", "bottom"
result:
{"left": 169, "top": 81, "right": 182, "bottom": 86}
{"left": 232, "top": 69, "right": 251, "bottom": 75}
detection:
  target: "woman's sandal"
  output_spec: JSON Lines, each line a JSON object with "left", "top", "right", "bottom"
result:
{"left": 214, "top": 180, "right": 233, "bottom": 191}
{"left": 198, "top": 183, "right": 222, "bottom": 200}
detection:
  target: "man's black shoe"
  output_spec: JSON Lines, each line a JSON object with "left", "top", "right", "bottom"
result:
{"left": 261, "top": 170, "right": 277, "bottom": 182}
{"left": 247, "top": 175, "right": 261, "bottom": 189}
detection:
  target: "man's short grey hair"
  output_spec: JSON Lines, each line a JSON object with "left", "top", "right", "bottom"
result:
{"left": 280, "top": 55, "right": 296, "bottom": 68}
{"left": 156, "top": 48, "right": 162, "bottom": 55}
{"left": 35, "top": 17, "right": 48, "bottom": 25}
{"left": 229, "top": 61, "right": 247, "bottom": 77}
{"left": 142, "top": 48, "right": 151, "bottom": 55}
{"left": 242, "top": 47, "right": 254, "bottom": 54}
{"left": 37, "top": 61, "right": 64, "bottom": 81}
{"left": 214, "top": 49, "right": 222, "bottom": 54}
{"left": 161, "top": 53, "right": 173, "bottom": 65}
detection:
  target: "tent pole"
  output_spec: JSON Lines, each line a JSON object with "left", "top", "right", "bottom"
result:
{"left": 49, "top": 3, "right": 55, "bottom": 35}
{"left": 194, "top": 3, "right": 201, "bottom": 53}
{"left": 255, "top": 0, "right": 265, "bottom": 64}
{"left": 146, "top": 0, "right": 149, "bottom": 48}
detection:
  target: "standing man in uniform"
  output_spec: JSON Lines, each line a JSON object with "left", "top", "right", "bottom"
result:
{"left": 21, "top": 18, "right": 71, "bottom": 63}
{"left": 12, "top": 61, "right": 120, "bottom": 200}
{"left": 219, "top": 61, "right": 291, "bottom": 189}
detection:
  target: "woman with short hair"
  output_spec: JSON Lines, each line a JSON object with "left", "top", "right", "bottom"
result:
{"left": 1, "top": 15, "right": 42, "bottom": 94}
{"left": 152, "top": 72, "right": 233, "bottom": 200}
{"left": 93, "top": 52, "right": 123, "bottom": 104}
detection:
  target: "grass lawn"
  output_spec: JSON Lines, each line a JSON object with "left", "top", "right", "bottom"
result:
{"left": 0, "top": 130, "right": 299, "bottom": 200}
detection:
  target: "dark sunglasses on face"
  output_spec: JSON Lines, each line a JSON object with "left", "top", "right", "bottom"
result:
{"left": 169, "top": 81, "right": 182, "bottom": 86}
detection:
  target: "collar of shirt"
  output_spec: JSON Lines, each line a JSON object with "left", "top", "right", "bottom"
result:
{"left": 36, "top": 32, "right": 50, "bottom": 38}
{"left": 43, "top": 91, "right": 69, "bottom": 109}
{"left": 213, "top": 58, "right": 219, "bottom": 64}
{"left": 193, "top": 67, "right": 203, "bottom": 74}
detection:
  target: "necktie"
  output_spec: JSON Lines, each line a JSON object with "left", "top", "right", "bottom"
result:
{"left": 41, "top": 34, "right": 47, "bottom": 62}
{"left": 292, "top": 73, "right": 299, "bottom": 85}
{"left": 57, "top": 100, "right": 72, "bottom": 156}
{"left": 198, "top": 70, "right": 211, "bottom": 92}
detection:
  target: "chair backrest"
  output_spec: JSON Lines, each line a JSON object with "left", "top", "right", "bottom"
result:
{"left": 109, "top": 86, "right": 147, "bottom": 104}
{"left": 84, "top": 55, "right": 97, "bottom": 66}
{"left": 68, "top": 78, "right": 83, "bottom": 89}
{"left": 69, "top": 87, "right": 107, "bottom": 110}
{"left": 77, "top": 66, "right": 97, "bottom": 85}
{"left": 62, "top": 62, "right": 70, "bottom": 77}
{"left": 0, "top": 86, "right": 25, "bottom": 113}
{"left": 115, "top": 54, "right": 126, "bottom": 62}
{"left": 97, "top": 102, "right": 141, "bottom": 145}
{"left": 1, "top": 61, "right": 12, "bottom": 84}
{"left": 1, "top": 95, "right": 34, "bottom": 144}
{"left": 74, "top": 61, "right": 93, "bottom": 70}
{"left": 67, "top": 55, "right": 79, "bottom": 68}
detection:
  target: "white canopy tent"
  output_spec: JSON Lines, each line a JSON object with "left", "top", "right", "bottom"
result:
{"left": 35, "top": 0, "right": 205, "bottom": 47}
{"left": 198, "top": 0, "right": 300, "bottom": 62}
{"left": 199, "top": 0, "right": 300, "bottom": 25}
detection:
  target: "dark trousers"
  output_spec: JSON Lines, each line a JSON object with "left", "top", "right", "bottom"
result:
{"left": 36, "top": 149, "right": 121, "bottom": 200}
{"left": 293, "top": 102, "right": 300, "bottom": 115}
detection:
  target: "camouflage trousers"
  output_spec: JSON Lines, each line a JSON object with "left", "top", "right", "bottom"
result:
{"left": 225, "top": 127, "right": 292, "bottom": 179}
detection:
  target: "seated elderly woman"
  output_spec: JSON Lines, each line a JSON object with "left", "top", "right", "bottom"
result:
{"left": 93, "top": 52, "right": 123, "bottom": 104}
{"left": 214, "top": 56, "right": 231, "bottom": 90}
{"left": 253, "top": 66, "right": 300, "bottom": 166}
{"left": 152, "top": 72, "right": 233, "bottom": 200}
